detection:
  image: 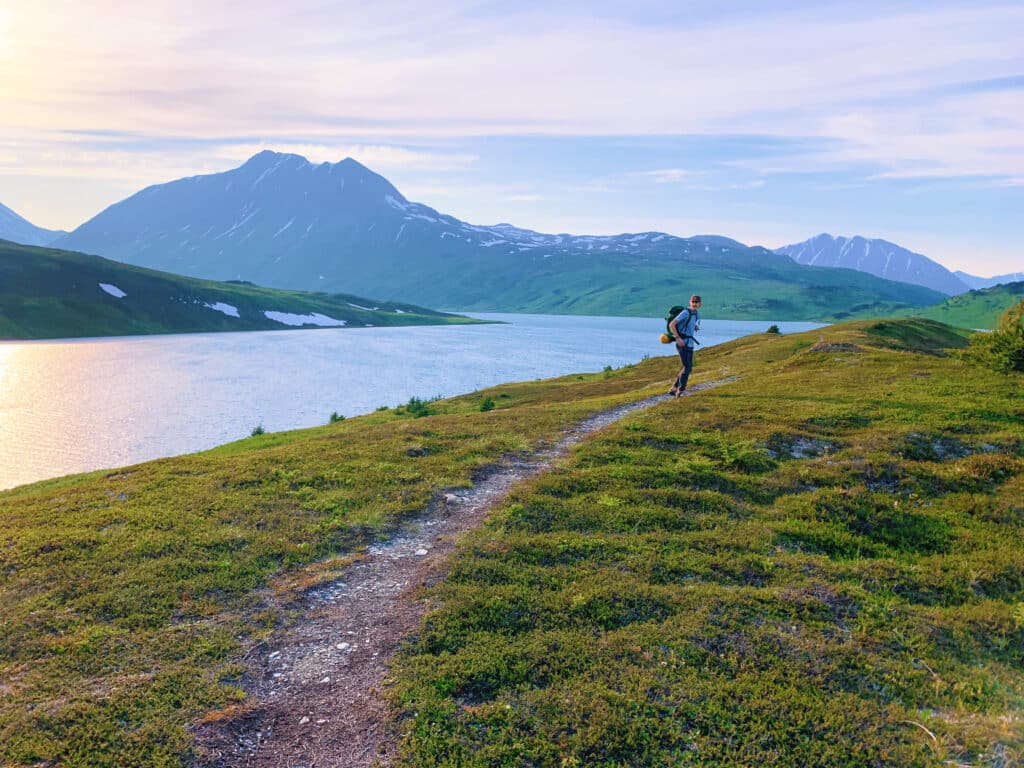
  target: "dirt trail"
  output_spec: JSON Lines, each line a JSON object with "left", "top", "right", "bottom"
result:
{"left": 193, "top": 382, "right": 723, "bottom": 768}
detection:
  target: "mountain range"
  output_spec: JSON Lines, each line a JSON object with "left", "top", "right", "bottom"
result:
{"left": 6, "top": 153, "right": 1018, "bottom": 312}
{"left": 29, "top": 151, "right": 946, "bottom": 320}
{"left": 954, "top": 270, "right": 1024, "bottom": 290}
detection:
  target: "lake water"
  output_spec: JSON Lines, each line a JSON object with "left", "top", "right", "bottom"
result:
{"left": 0, "top": 314, "right": 823, "bottom": 491}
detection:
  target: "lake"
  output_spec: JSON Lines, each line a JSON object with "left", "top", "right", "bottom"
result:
{"left": 0, "top": 314, "right": 823, "bottom": 491}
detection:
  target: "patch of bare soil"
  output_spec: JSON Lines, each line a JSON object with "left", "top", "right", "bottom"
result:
{"left": 191, "top": 382, "right": 723, "bottom": 768}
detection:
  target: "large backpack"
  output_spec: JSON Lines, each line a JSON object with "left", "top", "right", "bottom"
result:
{"left": 662, "top": 305, "right": 694, "bottom": 343}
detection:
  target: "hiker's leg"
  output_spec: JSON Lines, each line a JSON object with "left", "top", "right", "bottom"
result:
{"left": 672, "top": 345, "right": 686, "bottom": 391}
{"left": 676, "top": 347, "right": 694, "bottom": 392}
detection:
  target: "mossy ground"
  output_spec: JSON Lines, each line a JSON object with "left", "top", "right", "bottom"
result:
{"left": 388, "top": 319, "right": 1023, "bottom": 767}
{"left": 0, "top": 356, "right": 668, "bottom": 766}
{"left": 1, "top": 318, "right": 1021, "bottom": 767}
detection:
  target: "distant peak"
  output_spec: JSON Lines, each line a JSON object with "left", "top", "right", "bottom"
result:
{"left": 243, "top": 149, "right": 310, "bottom": 167}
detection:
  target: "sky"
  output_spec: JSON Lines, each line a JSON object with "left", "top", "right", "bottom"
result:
{"left": 1, "top": 0, "right": 1022, "bottom": 276}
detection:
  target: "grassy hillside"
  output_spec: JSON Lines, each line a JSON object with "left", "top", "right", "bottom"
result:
{"left": 0, "top": 239, "right": 474, "bottom": 340}
{"left": 390, "top": 320, "right": 1023, "bottom": 766}
{"left": 887, "top": 280, "right": 1024, "bottom": 329}
{"left": 1, "top": 319, "right": 1021, "bottom": 766}
{"left": 364, "top": 236, "right": 947, "bottom": 321}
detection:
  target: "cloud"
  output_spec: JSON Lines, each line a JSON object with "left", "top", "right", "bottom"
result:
{"left": 7, "top": 2, "right": 1023, "bottom": 148}
{"left": 1, "top": 1, "right": 1022, "bottom": 271}
{"left": 636, "top": 169, "right": 703, "bottom": 183}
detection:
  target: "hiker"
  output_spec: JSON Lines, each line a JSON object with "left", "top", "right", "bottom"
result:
{"left": 668, "top": 295, "right": 702, "bottom": 397}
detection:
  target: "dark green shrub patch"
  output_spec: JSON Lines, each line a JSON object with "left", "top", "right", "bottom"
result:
{"left": 804, "top": 412, "right": 873, "bottom": 432}
{"left": 770, "top": 488, "right": 955, "bottom": 558}
{"left": 898, "top": 431, "right": 973, "bottom": 461}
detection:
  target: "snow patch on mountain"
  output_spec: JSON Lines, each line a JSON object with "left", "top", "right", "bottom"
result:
{"left": 99, "top": 283, "right": 127, "bottom": 298}
{"left": 273, "top": 217, "right": 295, "bottom": 238}
{"left": 205, "top": 302, "right": 240, "bottom": 317}
{"left": 263, "top": 311, "right": 346, "bottom": 327}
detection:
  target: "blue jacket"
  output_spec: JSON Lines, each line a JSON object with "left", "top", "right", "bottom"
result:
{"left": 673, "top": 309, "right": 700, "bottom": 349}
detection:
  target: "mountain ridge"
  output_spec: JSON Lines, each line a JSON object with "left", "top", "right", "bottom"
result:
{"left": 0, "top": 238, "right": 473, "bottom": 340}
{"left": 954, "top": 269, "right": 1024, "bottom": 290}
{"left": 774, "top": 233, "right": 969, "bottom": 295}
{"left": 53, "top": 151, "right": 947, "bottom": 319}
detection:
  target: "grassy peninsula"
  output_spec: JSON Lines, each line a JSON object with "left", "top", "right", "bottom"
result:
{"left": 0, "top": 239, "right": 475, "bottom": 340}
{"left": 1, "top": 318, "right": 1021, "bottom": 766}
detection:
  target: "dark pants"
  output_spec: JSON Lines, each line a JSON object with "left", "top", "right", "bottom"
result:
{"left": 674, "top": 345, "right": 694, "bottom": 392}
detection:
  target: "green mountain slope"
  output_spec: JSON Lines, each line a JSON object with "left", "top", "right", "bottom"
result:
{"left": 0, "top": 240, "right": 474, "bottom": 340}
{"left": 889, "top": 280, "right": 1024, "bottom": 329}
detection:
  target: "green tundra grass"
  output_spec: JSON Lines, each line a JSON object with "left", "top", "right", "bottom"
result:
{"left": 1, "top": 318, "right": 1021, "bottom": 767}
{"left": 387, "top": 319, "right": 1023, "bottom": 767}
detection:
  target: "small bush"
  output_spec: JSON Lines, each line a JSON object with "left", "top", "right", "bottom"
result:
{"left": 766, "top": 324, "right": 781, "bottom": 334}
{"left": 401, "top": 396, "right": 440, "bottom": 418}
{"left": 962, "top": 300, "right": 1024, "bottom": 373}
{"left": 329, "top": 411, "right": 345, "bottom": 423}
{"left": 249, "top": 424, "right": 265, "bottom": 437}
{"left": 480, "top": 397, "right": 495, "bottom": 412}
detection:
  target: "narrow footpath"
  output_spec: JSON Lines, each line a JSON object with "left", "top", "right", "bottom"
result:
{"left": 194, "top": 382, "right": 723, "bottom": 768}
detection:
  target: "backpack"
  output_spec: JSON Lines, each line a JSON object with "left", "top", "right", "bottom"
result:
{"left": 660, "top": 305, "right": 698, "bottom": 344}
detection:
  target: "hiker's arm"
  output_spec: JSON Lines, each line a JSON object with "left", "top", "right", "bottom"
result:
{"left": 669, "top": 318, "right": 683, "bottom": 344}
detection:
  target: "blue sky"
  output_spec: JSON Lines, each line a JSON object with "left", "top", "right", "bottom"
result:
{"left": 1, "top": 0, "right": 1022, "bottom": 275}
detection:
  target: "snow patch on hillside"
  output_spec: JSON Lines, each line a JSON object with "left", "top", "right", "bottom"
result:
{"left": 263, "top": 311, "right": 347, "bottom": 327}
{"left": 205, "top": 302, "right": 240, "bottom": 317}
{"left": 99, "top": 283, "right": 127, "bottom": 298}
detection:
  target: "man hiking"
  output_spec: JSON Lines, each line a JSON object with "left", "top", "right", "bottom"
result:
{"left": 668, "top": 294, "right": 702, "bottom": 397}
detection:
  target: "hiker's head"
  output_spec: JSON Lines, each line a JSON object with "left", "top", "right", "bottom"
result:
{"left": 690, "top": 294, "right": 702, "bottom": 309}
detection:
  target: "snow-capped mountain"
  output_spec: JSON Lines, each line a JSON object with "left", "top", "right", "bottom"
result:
{"left": 53, "top": 152, "right": 946, "bottom": 318}
{"left": 775, "top": 234, "right": 969, "bottom": 296}
{"left": 954, "top": 270, "right": 1024, "bottom": 290}
{"left": 0, "top": 202, "right": 64, "bottom": 247}
{"left": 53, "top": 151, "right": 787, "bottom": 299}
